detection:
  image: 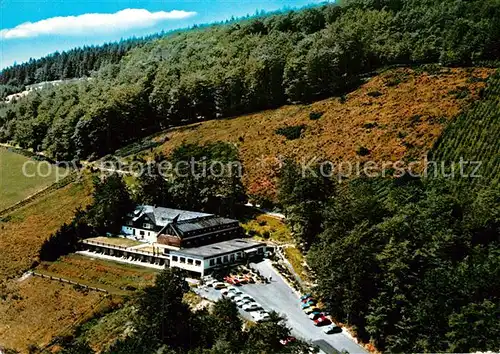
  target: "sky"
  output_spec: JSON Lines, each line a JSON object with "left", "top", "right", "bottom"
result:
{"left": 0, "top": 0, "right": 329, "bottom": 69}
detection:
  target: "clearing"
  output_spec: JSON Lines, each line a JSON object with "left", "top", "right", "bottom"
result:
{"left": 0, "top": 147, "right": 67, "bottom": 210}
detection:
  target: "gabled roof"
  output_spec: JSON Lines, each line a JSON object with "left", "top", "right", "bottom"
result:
{"left": 130, "top": 205, "right": 213, "bottom": 227}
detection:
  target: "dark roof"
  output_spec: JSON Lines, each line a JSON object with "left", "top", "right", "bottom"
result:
{"left": 312, "top": 340, "right": 341, "bottom": 354}
{"left": 172, "top": 238, "right": 264, "bottom": 258}
{"left": 173, "top": 216, "right": 239, "bottom": 233}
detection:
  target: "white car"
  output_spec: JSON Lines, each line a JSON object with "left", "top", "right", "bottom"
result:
{"left": 236, "top": 299, "right": 252, "bottom": 307}
{"left": 234, "top": 294, "right": 252, "bottom": 302}
{"left": 227, "top": 292, "right": 239, "bottom": 299}
{"left": 220, "top": 289, "right": 229, "bottom": 296}
{"left": 228, "top": 287, "right": 242, "bottom": 295}
{"left": 323, "top": 324, "right": 342, "bottom": 334}
{"left": 251, "top": 311, "right": 270, "bottom": 322}
{"left": 243, "top": 302, "right": 261, "bottom": 311}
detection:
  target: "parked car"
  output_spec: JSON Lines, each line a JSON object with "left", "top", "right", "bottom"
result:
{"left": 301, "top": 298, "right": 316, "bottom": 305}
{"left": 323, "top": 324, "right": 342, "bottom": 334}
{"left": 220, "top": 289, "right": 229, "bottom": 296}
{"left": 227, "top": 286, "right": 242, "bottom": 295}
{"left": 243, "top": 302, "right": 261, "bottom": 311}
{"left": 301, "top": 302, "right": 312, "bottom": 310}
{"left": 236, "top": 299, "right": 252, "bottom": 308}
{"left": 313, "top": 315, "right": 331, "bottom": 326}
{"left": 300, "top": 293, "right": 312, "bottom": 301}
{"left": 214, "top": 282, "right": 226, "bottom": 289}
{"left": 304, "top": 307, "right": 321, "bottom": 315}
{"left": 251, "top": 311, "right": 271, "bottom": 322}
{"left": 280, "top": 337, "right": 296, "bottom": 346}
{"left": 308, "top": 312, "right": 323, "bottom": 320}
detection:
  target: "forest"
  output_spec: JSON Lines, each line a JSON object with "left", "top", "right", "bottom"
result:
{"left": 1, "top": 0, "right": 500, "bottom": 161}
{"left": 278, "top": 161, "right": 500, "bottom": 353}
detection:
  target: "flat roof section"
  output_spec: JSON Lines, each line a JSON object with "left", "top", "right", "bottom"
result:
{"left": 172, "top": 238, "right": 265, "bottom": 259}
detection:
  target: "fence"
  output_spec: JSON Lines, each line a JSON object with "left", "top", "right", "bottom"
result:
{"left": 31, "top": 271, "right": 108, "bottom": 293}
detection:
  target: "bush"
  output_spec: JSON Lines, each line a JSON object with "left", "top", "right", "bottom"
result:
{"left": 367, "top": 90, "right": 383, "bottom": 98}
{"left": 275, "top": 125, "right": 306, "bottom": 140}
{"left": 309, "top": 111, "right": 324, "bottom": 120}
{"left": 356, "top": 146, "right": 370, "bottom": 156}
{"left": 363, "top": 122, "right": 378, "bottom": 129}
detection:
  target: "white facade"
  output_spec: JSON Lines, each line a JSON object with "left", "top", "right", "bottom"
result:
{"left": 121, "top": 225, "right": 158, "bottom": 243}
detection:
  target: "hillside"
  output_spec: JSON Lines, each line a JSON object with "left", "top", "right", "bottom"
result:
{"left": 429, "top": 70, "right": 500, "bottom": 190}
{"left": 140, "top": 67, "right": 492, "bottom": 200}
{"left": 0, "top": 147, "right": 67, "bottom": 210}
{"left": 1, "top": 0, "right": 499, "bottom": 162}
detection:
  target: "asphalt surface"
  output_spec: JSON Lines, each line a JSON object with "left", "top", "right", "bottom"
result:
{"left": 196, "top": 259, "right": 368, "bottom": 353}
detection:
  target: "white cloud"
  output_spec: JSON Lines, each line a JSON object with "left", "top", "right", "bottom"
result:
{"left": 0, "top": 8, "right": 197, "bottom": 39}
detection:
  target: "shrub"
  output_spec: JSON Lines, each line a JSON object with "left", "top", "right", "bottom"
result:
{"left": 275, "top": 125, "right": 306, "bottom": 140}
{"left": 363, "top": 122, "right": 378, "bottom": 129}
{"left": 309, "top": 111, "right": 324, "bottom": 120}
{"left": 367, "top": 90, "right": 383, "bottom": 98}
{"left": 356, "top": 146, "right": 370, "bottom": 156}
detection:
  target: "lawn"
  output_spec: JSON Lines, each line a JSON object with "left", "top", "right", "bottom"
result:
{"left": 0, "top": 148, "right": 67, "bottom": 210}
{"left": 37, "top": 254, "right": 157, "bottom": 294}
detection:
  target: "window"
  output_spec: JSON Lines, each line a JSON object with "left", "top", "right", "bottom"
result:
{"left": 216, "top": 257, "right": 222, "bottom": 265}
{"left": 143, "top": 223, "right": 152, "bottom": 229}
{"left": 140, "top": 230, "right": 145, "bottom": 236}
{"left": 223, "top": 255, "right": 229, "bottom": 263}
{"left": 126, "top": 220, "right": 133, "bottom": 226}
{"left": 195, "top": 260, "right": 201, "bottom": 266}
{"left": 172, "top": 256, "right": 178, "bottom": 262}
{"left": 209, "top": 259, "right": 215, "bottom": 266}
{"left": 180, "top": 257, "right": 186, "bottom": 263}
{"left": 230, "top": 254, "right": 235, "bottom": 261}
{"left": 187, "top": 259, "right": 193, "bottom": 265}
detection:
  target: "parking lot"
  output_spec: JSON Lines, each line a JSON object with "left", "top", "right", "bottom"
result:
{"left": 195, "top": 259, "right": 368, "bottom": 354}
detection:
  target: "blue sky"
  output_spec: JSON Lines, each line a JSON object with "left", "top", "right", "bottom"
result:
{"left": 0, "top": 0, "right": 329, "bottom": 69}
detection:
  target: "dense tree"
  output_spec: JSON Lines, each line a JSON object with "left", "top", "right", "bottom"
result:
{"left": 302, "top": 176, "right": 500, "bottom": 352}
{"left": 2, "top": 0, "right": 500, "bottom": 161}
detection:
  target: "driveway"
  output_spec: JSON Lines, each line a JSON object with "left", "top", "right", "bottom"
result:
{"left": 196, "top": 259, "right": 368, "bottom": 353}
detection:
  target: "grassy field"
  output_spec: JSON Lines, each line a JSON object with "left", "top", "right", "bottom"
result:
{"left": 0, "top": 177, "right": 93, "bottom": 280}
{"left": 0, "top": 276, "right": 117, "bottom": 353}
{"left": 131, "top": 67, "right": 493, "bottom": 200}
{"left": 37, "top": 254, "right": 157, "bottom": 294}
{"left": 0, "top": 148, "right": 67, "bottom": 210}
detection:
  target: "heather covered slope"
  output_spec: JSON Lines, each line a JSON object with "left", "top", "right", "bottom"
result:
{"left": 151, "top": 67, "right": 492, "bottom": 200}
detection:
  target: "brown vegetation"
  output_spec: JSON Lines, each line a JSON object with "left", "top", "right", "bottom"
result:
{"left": 0, "top": 178, "right": 92, "bottom": 280}
{"left": 157, "top": 68, "right": 492, "bottom": 200}
{"left": 0, "top": 276, "right": 117, "bottom": 353}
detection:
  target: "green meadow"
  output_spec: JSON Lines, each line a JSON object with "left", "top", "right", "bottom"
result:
{"left": 0, "top": 148, "right": 67, "bottom": 210}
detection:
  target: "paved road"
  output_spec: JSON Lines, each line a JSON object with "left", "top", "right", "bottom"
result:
{"left": 196, "top": 259, "right": 368, "bottom": 353}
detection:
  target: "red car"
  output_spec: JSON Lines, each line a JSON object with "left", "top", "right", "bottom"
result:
{"left": 224, "top": 276, "right": 240, "bottom": 285}
{"left": 314, "top": 315, "right": 331, "bottom": 326}
{"left": 279, "top": 336, "right": 296, "bottom": 346}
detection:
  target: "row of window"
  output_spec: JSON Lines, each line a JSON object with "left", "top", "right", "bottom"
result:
{"left": 209, "top": 252, "right": 242, "bottom": 266}
{"left": 171, "top": 255, "right": 202, "bottom": 267}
